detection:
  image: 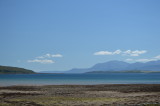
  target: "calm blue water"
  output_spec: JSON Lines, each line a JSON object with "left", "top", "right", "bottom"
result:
{"left": 0, "top": 73, "right": 160, "bottom": 86}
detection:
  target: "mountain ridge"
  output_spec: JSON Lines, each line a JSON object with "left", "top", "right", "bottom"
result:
{"left": 46, "top": 60, "right": 160, "bottom": 73}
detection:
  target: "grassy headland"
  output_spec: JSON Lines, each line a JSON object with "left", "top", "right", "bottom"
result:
{"left": 0, "top": 66, "right": 35, "bottom": 74}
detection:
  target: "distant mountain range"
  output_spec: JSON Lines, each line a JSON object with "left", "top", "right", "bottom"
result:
{"left": 41, "top": 60, "right": 160, "bottom": 73}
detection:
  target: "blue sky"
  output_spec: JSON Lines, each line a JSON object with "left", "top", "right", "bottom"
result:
{"left": 0, "top": 0, "right": 160, "bottom": 72}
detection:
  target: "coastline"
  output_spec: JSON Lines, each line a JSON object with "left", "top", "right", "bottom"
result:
{"left": 0, "top": 84, "right": 160, "bottom": 106}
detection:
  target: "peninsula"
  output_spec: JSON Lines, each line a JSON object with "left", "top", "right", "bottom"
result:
{"left": 0, "top": 66, "right": 35, "bottom": 74}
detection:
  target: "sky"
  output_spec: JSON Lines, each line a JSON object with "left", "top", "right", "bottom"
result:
{"left": 0, "top": 0, "right": 160, "bottom": 72}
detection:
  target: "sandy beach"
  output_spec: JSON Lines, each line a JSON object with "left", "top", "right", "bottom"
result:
{"left": 0, "top": 84, "right": 160, "bottom": 106}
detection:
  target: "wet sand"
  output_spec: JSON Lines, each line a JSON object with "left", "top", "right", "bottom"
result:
{"left": 0, "top": 84, "right": 160, "bottom": 106}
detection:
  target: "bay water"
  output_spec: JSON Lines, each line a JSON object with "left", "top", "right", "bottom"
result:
{"left": 0, "top": 73, "right": 160, "bottom": 86}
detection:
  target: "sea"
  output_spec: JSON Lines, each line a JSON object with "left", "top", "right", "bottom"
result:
{"left": 0, "top": 73, "right": 160, "bottom": 86}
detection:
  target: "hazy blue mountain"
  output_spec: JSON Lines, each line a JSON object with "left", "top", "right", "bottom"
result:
{"left": 138, "top": 65, "right": 160, "bottom": 71}
{"left": 40, "top": 60, "right": 160, "bottom": 73}
{"left": 90, "top": 60, "right": 130, "bottom": 71}
{"left": 145, "top": 60, "right": 160, "bottom": 66}
{"left": 65, "top": 60, "right": 160, "bottom": 73}
{"left": 65, "top": 60, "right": 131, "bottom": 73}
{"left": 126, "top": 60, "right": 160, "bottom": 71}
{"left": 126, "top": 62, "right": 145, "bottom": 70}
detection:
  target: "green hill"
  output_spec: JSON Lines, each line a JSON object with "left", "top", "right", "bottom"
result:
{"left": 0, "top": 66, "right": 35, "bottom": 74}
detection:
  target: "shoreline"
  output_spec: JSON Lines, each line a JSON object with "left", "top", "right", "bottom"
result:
{"left": 1, "top": 83, "right": 160, "bottom": 88}
{"left": 0, "top": 84, "right": 160, "bottom": 105}
{"left": 1, "top": 83, "right": 160, "bottom": 86}
{"left": 1, "top": 83, "right": 160, "bottom": 87}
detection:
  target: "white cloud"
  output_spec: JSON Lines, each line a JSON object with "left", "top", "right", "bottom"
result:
{"left": 136, "top": 59, "right": 156, "bottom": 62}
{"left": 125, "top": 58, "right": 133, "bottom": 61}
{"left": 94, "top": 50, "right": 122, "bottom": 55}
{"left": 113, "top": 49, "right": 122, "bottom": 54}
{"left": 125, "top": 54, "right": 160, "bottom": 63}
{"left": 130, "top": 54, "right": 139, "bottom": 56}
{"left": 37, "top": 56, "right": 45, "bottom": 59}
{"left": 37, "top": 53, "right": 63, "bottom": 58}
{"left": 125, "top": 58, "right": 158, "bottom": 63}
{"left": 123, "top": 50, "right": 147, "bottom": 56}
{"left": 125, "top": 58, "right": 153, "bottom": 62}
{"left": 94, "top": 49, "right": 147, "bottom": 56}
{"left": 27, "top": 59, "right": 55, "bottom": 64}
{"left": 154, "top": 55, "right": 160, "bottom": 59}
{"left": 51, "top": 54, "right": 63, "bottom": 57}
{"left": 46, "top": 53, "right": 51, "bottom": 57}
{"left": 28, "top": 53, "right": 62, "bottom": 64}
{"left": 132, "top": 50, "right": 146, "bottom": 54}
{"left": 135, "top": 59, "right": 150, "bottom": 62}
{"left": 123, "top": 50, "right": 131, "bottom": 54}
{"left": 94, "top": 51, "right": 113, "bottom": 55}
